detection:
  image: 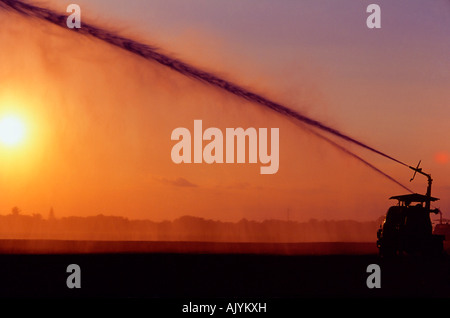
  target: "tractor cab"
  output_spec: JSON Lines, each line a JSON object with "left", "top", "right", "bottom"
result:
{"left": 377, "top": 162, "right": 445, "bottom": 256}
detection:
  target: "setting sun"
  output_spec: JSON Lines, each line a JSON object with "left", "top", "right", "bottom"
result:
{"left": 0, "top": 115, "right": 26, "bottom": 146}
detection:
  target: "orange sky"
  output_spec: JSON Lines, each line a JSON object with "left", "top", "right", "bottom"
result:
{"left": 0, "top": 1, "right": 449, "bottom": 222}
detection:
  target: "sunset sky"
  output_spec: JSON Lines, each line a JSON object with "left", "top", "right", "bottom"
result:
{"left": 0, "top": 0, "right": 448, "bottom": 222}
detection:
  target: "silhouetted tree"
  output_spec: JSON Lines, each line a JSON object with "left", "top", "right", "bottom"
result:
{"left": 11, "top": 206, "right": 20, "bottom": 216}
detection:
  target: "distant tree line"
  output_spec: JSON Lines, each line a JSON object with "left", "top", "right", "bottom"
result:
{"left": 0, "top": 208, "right": 380, "bottom": 242}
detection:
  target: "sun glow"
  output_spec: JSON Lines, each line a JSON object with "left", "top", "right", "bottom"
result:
{"left": 0, "top": 115, "right": 26, "bottom": 146}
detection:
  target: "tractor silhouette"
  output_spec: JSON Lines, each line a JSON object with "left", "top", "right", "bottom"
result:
{"left": 377, "top": 161, "right": 445, "bottom": 257}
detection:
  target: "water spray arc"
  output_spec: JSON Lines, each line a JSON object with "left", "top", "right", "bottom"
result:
{"left": 0, "top": 0, "right": 412, "bottom": 191}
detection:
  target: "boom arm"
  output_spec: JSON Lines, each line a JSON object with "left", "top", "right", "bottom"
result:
{"left": 409, "top": 160, "right": 433, "bottom": 211}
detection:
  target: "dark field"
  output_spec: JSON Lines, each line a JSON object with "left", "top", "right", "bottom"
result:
{"left": 0, "top": 240, "right": 449, "bottom": 302}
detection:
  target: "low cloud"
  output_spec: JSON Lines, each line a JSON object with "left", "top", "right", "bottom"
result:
{"left": 158, "top": 177, "right": 198, "bottom": 188}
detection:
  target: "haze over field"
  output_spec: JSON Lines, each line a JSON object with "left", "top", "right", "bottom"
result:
{"left": 0, "top": 212, "right": 380, "bottom": 242}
